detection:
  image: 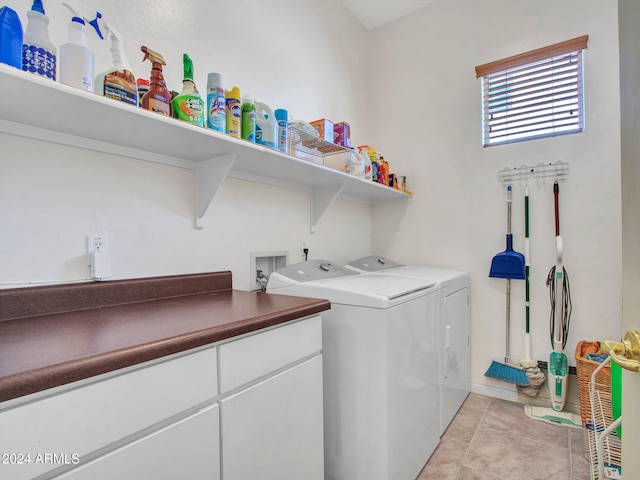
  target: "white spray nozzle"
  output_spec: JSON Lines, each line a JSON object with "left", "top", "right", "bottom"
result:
{"left": 62, "top": 1, "right": 104, "bottom": 39}
{"left": 103, "top": 22, "right": 124, "bottom": 43}
{"left": 103, "top": 22, "right": 131, "bottom": 71}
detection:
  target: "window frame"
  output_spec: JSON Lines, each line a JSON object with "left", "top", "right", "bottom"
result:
{"left": 475, "top": 35, "right": 588, "bottom": 147}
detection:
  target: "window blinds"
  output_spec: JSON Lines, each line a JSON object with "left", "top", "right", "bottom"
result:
{"left": 476, "top": 35, "right": 588, "bottom": 147}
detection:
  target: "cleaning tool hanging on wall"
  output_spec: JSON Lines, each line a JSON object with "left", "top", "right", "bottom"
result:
{"left": 518, "top": 185, "right": 545, "bottom": 396}
{"left": 485, "top": 185, "right": 529, "bottom": 386}
{"left": 547, "top": 180, "right": 572, "bottom": 411}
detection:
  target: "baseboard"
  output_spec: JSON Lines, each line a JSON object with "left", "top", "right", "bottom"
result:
{"left": 471, "top": 382, "right": 581, "bottom": 416}
{"left": 470, "top": 382, "right": 518, "bottom": 402}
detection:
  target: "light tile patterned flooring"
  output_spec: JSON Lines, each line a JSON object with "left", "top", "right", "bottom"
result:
{"left": 419, "top": 393, "right": 591, "bottom": 480}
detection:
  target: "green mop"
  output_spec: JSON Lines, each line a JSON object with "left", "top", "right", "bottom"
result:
{"left": 523, "top": 181, "right": 579, "bottom": 428}
{"left": 485, "top": 185, "right": 529, "bottom": 386}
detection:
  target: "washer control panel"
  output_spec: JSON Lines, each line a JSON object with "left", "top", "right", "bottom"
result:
{"left": 347, "top": 255, "right": 405, "bottom": 272}
{"left": 272, "top": 260, "right": 357, "bottom": 283}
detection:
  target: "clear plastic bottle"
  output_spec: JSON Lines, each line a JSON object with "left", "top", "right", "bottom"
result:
{"left": 22, "top": 0, "right": 56, "bottom": 80}
{"left": 59, "top": 3, "right": 103, "bottom": 91}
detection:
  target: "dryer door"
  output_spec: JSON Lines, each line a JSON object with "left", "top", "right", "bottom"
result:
{"left": 443, "top": 287, "right": 469, "bottom": 379}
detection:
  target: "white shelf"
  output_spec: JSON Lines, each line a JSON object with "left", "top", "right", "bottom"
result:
{"left": 0, "top": 64, "right": 411, "bottom": 230}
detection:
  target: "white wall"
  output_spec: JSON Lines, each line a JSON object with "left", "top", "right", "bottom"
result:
{"left": 369, "top": 0, "right": 622, "bottom": 399}
{"left": 0, "top": 0, "right": 373, "bottom": 290}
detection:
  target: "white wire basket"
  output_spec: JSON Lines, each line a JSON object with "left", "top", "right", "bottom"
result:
{"left": 587, "top": 356, "right": 622, "bottom": 480}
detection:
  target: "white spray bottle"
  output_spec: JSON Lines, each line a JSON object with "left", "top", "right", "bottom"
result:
{"left": 22, "top": 0, "right": 56, "bottom": 80}
{"left": 95, "top": 23, "right": 137, "bottom": 106}
{"left": 59, "top": 1, "right": 103, "bottom": 92}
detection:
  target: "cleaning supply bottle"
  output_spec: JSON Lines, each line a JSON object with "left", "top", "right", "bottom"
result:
{"left": 241, "top": 94, "right": 256, "bottom": 142}
{"left": 136, "top": 78, "right": 149, "bottom": 107}
{"left": 171, "top": 54, "right": 204, "bottom": 126}
{"left": 345, "top": 148, "right": 364, "bottom": 177}
{"left": 94, "top": 23, "right": 137, "bottom": 105}
{"left": 59, "top": 2, "right": 103, "bottom": 92}
{"left": 225, "top": 86, "right": 241, "bottom": 137}
{"left": 22, "top": 0, "right": 55, "bottom": 80}
{"left": 206, "top": 72, "right": 225, "bottom": 132}
{"left": 255, "top": 101, "right": 277, "bottom": 149}
{"left": 358, "top": 145, "right": 373, "bottom": 180}
{"left": 0, "top": 6, "right": 23, "bottom": 69}
{"left": 275, "top": 108, "right": 288, "bottom": 153}
{"left": 140, "top": 46, "right": 171, "bottom": 117}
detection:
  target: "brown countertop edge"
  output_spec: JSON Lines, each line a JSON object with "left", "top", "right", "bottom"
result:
{"left": 0, "top": 272, "right": 331, "bottom": 403}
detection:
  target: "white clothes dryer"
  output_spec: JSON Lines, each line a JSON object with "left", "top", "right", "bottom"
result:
{"left": 267, "top": 260, "right": 440, "bottom": 480}
{"left": 345, "top": 256, "right": 471, "bottom": 436}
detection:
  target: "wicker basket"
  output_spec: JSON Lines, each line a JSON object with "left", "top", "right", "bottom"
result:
{"left": 575, "top": 340, "right": 611, "bottom": 454}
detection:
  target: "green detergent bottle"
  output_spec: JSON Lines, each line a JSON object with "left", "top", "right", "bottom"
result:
{"left": 172, "top": 53, "right": 204, "bottom": 127}
{"left": 241, "top": 94, "right": 256, "bottom": 142}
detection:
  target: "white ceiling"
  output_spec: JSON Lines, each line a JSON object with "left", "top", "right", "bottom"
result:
{"left": 341, "top": 0, "right": 437, "bottom": 30}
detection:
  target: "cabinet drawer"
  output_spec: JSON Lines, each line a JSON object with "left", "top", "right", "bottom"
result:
{"left": 218, "top": 315, "right": 321, "bottom": 392}
{"left": 52, "top": 404, "right": 220, "bottom": 480}
{"left": 0, "top": 347, "right": 217, "bottom": 480}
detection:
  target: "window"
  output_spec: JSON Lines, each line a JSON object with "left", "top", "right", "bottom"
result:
{"left": 475, "top": 35, "right": 588, "bottom": 147}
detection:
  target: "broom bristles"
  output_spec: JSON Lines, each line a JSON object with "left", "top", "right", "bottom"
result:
{"left": 485, "top": 360, "right": 530, "bottom": 386}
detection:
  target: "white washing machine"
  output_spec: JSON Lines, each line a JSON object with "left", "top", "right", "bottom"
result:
{"left": 267, "top": 260, "right": 440, "bottom": 480}
{"left": 345, "top": 256, "right": 471, "bottom": 436}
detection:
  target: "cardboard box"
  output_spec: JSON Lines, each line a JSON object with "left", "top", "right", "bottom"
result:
{"left": 333, "top": 122, "right": 351, "bottom": 147}
{"left": 310, "top": 119, "right": 334, "bottom": 143}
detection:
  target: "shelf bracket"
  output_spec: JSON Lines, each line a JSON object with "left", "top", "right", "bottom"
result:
{"left": 310, "top": 184, "right": 344, "bottom": 233}
{"left": 195, "top": 154, "right": 236, "bottom": 229}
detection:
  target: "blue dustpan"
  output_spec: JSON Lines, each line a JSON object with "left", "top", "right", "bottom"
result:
{"left": 489, "top": 233, "right": 526, "bottom": 279}
{"left": 490, "top": 186, "right": 526, "bottom": 280}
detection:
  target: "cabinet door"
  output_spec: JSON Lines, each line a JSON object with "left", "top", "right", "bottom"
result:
{"left": 53, "top": 404, "right": 220, "bottom": 480}
{"left": 220, "top": 355, "right": 323, "bottom": 480}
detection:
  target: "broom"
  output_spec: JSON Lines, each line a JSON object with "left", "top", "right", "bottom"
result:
{"left": 485, "top": 185, "right": 529, "bottom": 386}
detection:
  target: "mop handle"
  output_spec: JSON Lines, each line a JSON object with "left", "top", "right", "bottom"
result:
{"left": 554, "top": 181, "right": 560, "bottom": 236}
{"left": 507, "top": 185, "right": 513, "bottom": 234}
{"left": 505, "top": 278, "right": 511, "bottom": 363}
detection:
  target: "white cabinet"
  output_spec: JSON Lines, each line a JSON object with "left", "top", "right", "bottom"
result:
{"left": 0, "top": 315, "right": 324, "bottom": 480}
{"left": 0, "top": 64, "right": 410, "bottom": 230}
{"left": 0, "top": 346, "right": 219, "bottom": 480}
{"left": 218, "top": 316, "right": 324, "bottom": 480}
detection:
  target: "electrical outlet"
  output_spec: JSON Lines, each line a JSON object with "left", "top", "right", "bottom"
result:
{"left": 87, "top": 235, "right": 112, "bottom": 279}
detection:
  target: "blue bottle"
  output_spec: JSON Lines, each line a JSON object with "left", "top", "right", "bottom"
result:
{"left": 275, "top": 108, "right": 288, "bottom": 153}
{"left": 0, "top": 6, "right": 23, "bottom": 69}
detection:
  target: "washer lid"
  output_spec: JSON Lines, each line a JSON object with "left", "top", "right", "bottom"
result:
{"left": 322, "top": 274, "right": 435, "bottom": 299}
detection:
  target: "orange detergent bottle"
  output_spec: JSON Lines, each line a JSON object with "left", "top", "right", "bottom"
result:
{"left": 140, "top": 46, "right": 171, "bottom": 117}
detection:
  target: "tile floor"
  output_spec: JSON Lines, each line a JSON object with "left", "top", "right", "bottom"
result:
{"left": 419, "top": 393, "right": 591, "bottom": 480}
